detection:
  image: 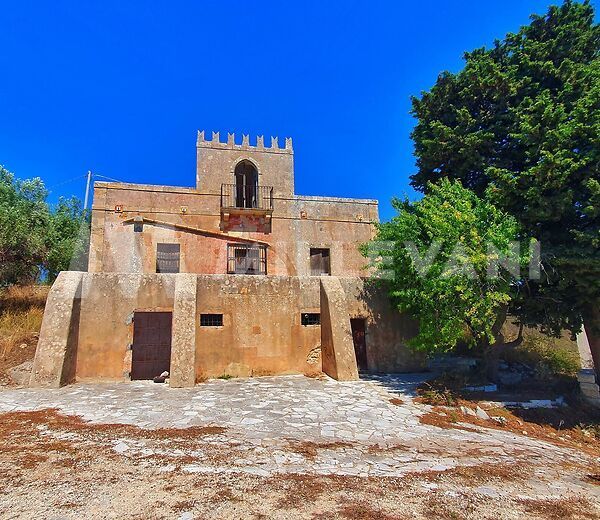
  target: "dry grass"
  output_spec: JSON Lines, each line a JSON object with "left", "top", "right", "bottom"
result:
{"left": 405, "top": 462, "right": 529, "bottom": 486}
{"left": 195, "top": 372, "right": 208, "bottom": 384}
{"left": 209, "top": 487, "right": 239, "bottom": 504}
{"left": 304, "top": 370, "right": 326, "bottom": 379}
{"left": 0, "top": 408, "right": 231, "bottom": 489}
{"left": 517, "top": 496, "right": 597, "bottom": 520}
{"left": 337, "top": 501, "right": 404, "bottom": 520}
{"left": 251, "top": 368, "right": 276, "bottom": 377}
{"left": 286, "top": 440, "right": 355, "bottom": 459}
{"left": 0, "top": 285, "right": 48, "bottom": 384}
{"left": 274, "top": 473, "right": 329, "bottom": 508}
{"left": 423, "top": 493, "right": 475, "bottom": 520}
{"left": 22, "top": 409, "right": 226, "bottom": 441}
{"left": 0, "top": 286, "right": 47, "bottom": 353}
{"left": 419, "top": 409, "right": 481, "bottom": 433}
{"left": 0, "top": 409, "right": 226, "bottom": 455}
{"left": 0, "top": 284, "right": 49, "bottom": 309}
{"left": 419, "top": 402, "right": 600, "bottom": 457}
{"left": 269, "top": 473, "right": 364, "bottom": 510}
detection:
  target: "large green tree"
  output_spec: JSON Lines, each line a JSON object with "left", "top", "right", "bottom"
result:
{"left": 45, "top": 196, "right": 90, "bottom": 280}
{"left": 368, "top": 179, "right": 526, "bottom": 377}
{"left": 0, "top": 166, "right": 88, "bottom": 285}
{"left": 0, "top": 167, "right": 49, "bottom": 284}
{"left": 410, "top": 1, "right": 600, "bottom": 366}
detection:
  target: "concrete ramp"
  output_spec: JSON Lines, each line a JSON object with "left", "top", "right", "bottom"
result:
{"left": 320, "top": 277, "right": 359, "bottom": 381}
{"left": 30, "top": 271, "right": 83, "bottom": 388}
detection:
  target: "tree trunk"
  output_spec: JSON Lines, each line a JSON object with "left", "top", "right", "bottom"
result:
{"left": 483, "top": 322, "right": 524, "bottom": 383}
{"left": 583, "top": 303, "right": 600, "bottom": 376}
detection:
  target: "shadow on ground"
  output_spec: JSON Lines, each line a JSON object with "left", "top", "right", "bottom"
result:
{"left": 360, "top": 372, "right": 436, "bottom": 399}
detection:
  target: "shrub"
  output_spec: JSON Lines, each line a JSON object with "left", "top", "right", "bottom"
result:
{"left": 503, "top": 330, "right": 580, "bottom": 377}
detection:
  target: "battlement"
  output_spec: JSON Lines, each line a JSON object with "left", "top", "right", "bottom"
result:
{"left": 197, "top": 130, "right": 293, "bottom": 154}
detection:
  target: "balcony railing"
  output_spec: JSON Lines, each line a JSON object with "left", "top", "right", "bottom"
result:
{"left": 220, "top": 183, "right": 274, "bottom": 211}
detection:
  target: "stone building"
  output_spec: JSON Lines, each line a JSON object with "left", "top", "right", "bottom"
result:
{"left": 30, "top": 131, "right": 423, "bottom": 388}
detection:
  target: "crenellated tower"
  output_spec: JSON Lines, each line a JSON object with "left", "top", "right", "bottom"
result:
{"left": 196, "top": 130, "right": 294, "bottom": 197}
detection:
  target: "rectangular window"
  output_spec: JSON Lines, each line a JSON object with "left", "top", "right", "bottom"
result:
{"left": 301, "top": 313, "right": 321, "bottom": 326}
{"left": 156, "top": 243, "right": 180, "bottom": 273}
{"left": 200, "top": 314, "right": 223, "bottom": 327}
{"left": 227, "top": 244, "right": 267, "bottom": 275}
{"left": 310, "top": 248, "right": 331, "bottom": 276}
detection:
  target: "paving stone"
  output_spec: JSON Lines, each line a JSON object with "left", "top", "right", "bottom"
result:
{"left": 0, "top": 374, "right": 592, "bottom": 479}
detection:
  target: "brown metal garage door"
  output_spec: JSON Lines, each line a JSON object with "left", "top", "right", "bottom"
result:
{"left": 131, "top": 311, "right": 172, "bottom": 380}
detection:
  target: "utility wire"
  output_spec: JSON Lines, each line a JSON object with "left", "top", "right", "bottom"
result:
{"left": 94, "top": 174, "right": 124, "bottom": 183}
{"left": 47, "top": 173, "right": 88, "bottom": 191}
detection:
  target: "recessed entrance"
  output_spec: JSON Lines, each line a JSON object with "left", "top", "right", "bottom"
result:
{"left": 131, "top": 311, "right": 173, "bottom": 380}
{"left": 350, "top": 318, "right": 368, "bottom": 372}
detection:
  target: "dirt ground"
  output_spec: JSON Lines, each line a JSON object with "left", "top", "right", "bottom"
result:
{"left": 1, "top": 287, "right": 598, "bottom": 518}
{"left": 0, "top": 408, "right": 598, "bottom": 520}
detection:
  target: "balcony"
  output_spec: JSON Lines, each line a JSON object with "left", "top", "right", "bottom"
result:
{"left": 220, "top": 183, "right": 274, "bottom": 218}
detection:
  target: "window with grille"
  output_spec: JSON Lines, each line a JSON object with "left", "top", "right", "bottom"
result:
{"left": 301, "top": 313, "right": 321, "bottom": 326}
{"left": 156, "top": 243, "right": 180, "bottom": 273}
{"left": 310, "top": 248, "right": 331, "bottom": 276}
{"left": 200, "top": 314, "right": 223, "bottom": 327}
{"left": 227, "top": 244, "right": 267, "bottom": 275}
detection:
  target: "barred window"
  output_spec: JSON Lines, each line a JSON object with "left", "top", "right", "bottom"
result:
{"left": 227, "top": 244, "right": 267, "bottom": 275}
{"left": 200, "top": 314, "right": 223, "bottom": 327}
{"left": 156, "top": 243, "right": 180, "bottom": 273}
{"left": 301, "top": 313, "right": 321, "bottom": 326}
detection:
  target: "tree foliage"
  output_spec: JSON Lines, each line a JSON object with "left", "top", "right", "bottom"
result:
{"left": 410, "top": 0, "right": 600, "bottom": 336}
{"left": 0, "top": 166, "right": 88, "bottom": 285}
{"left": 368, "top": 179, "right": 524, "bottom": 354}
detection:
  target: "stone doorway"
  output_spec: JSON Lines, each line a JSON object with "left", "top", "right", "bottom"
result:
{"left": 131, "top": 311, "right": 173, "bottom": 380}
{"left": 350, "top": 318, "right": 368, "bottom": 372}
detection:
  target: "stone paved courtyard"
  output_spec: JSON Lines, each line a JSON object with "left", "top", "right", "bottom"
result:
{"left": 1, "top": 374, "right": 599, "bottom": 519}
{"left": 0, "top": 374, "right": 596, "bottom": 482}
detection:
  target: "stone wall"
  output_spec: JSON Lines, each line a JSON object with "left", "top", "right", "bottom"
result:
{"left": 32, "top": 273, "right": 424, "bottom": 387}
{"left": 75, "top": 274, "right": 176, "bottom": 381}
{"left": 88, "top": 183, "right": 377, "bottom": 277}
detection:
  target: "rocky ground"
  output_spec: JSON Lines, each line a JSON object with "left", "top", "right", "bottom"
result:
{"left": 0, "top": 375, "right": 598, "bottom": 519}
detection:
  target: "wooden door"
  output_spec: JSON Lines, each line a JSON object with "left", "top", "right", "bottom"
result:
{"left": 130, "top": 312, "right": 173, "bottom": 380}
{"left": 350, "top": 318, "right": 368, "bottom": 371}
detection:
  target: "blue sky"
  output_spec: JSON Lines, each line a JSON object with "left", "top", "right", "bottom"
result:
{"left": 0, "top": 0, "right": 558, "bottom": 221}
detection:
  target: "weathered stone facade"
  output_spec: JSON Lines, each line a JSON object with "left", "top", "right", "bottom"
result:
{"left": 31, "top": 132, "right": 424, "bottom": 388}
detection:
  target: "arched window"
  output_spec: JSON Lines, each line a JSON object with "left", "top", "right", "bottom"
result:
{"left": 234, "top": 160, "right": 258, "bottom": 208}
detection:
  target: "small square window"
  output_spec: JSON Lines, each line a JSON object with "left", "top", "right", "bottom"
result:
{"left": 301, "top": 313, "right": 321, "bottom": 326}
{"left": 200, "top": 314, "right": 223, "bottom": 327}
{"left": 156, "top": 243, "right": 180, "bottom": 273}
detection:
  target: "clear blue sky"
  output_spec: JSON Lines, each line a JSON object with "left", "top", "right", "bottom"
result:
{"left": 0, "top": 0, "right": 558, "bottom": 221}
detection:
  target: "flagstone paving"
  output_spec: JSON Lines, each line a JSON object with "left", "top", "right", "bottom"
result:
{"left": 0, "top": 374, "right": 595, "bottom": 485}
